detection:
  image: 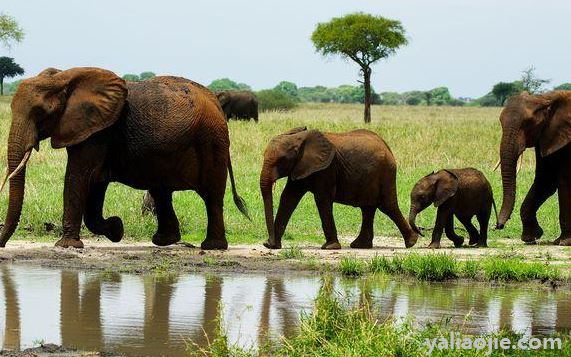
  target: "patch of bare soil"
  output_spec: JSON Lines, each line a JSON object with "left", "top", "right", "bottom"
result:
{"left": 0, "top": 235, "right": 569, "bottom": 274}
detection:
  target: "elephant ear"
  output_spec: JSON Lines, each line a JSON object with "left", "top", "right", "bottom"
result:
{"left": 434, "top": 170, "right": 459, "bottom": 207}
{"left": 539, "top": 93, "right": 571, "bottom": 157}
{"left": 51, "top": 68, "right": 127, "bottom": 149}
{"left": 291, "top": 130, "right": 335, "bottom": 180}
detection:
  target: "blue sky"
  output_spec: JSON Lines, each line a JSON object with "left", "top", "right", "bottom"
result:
{"left": 2, "top": 0, "right": 570, "bottom": 97}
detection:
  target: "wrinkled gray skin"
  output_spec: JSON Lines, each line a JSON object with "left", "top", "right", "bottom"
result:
{"left": 260, "top": 127, "right": 418, "bottom": 250}
{"left": 216, "top": 91, "right": 258, "bottom": 122}
{"left": 409, "top": 168, "right": 496, "bottom": 249}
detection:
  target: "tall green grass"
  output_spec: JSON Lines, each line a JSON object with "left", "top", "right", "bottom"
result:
{"left": 0, "top": 99, "right": 557, "bottom": 245}
{"left": 342, "top": 254, "right": 563, "bottom": 282}
{"left": 189, "top": 277, "right": 571, "bottom": 356}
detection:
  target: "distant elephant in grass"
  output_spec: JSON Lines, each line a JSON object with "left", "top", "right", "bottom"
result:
{"left": 0, "top": 67, "right": 249, "bottom": 249}
{"left": 409, "top": 168, "right": 496, "bottom": 249}
{"left": 496, "top": 91, "right": 571, "bottom": 245}
{"left": 260, "top": 127, "right": 418, "bottom": 250}
{"left": 216, "top": 91, "right": 258, "bottom": 122}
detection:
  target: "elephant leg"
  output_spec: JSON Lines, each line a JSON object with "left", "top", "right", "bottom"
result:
{"left": 378, "top": 184, "right": 417, "bottom": 248}
{"left": 350, "top": 207, "right": 376, "bottom": 249}
{"left": 457, "top": 215, "right": 480, "bottom": 245}
{"left": 520, "top": 177, "right": 557, "bottom": 243}
{"left": 557, "top": 179, "right": 571, "bottom": 246}
{"left": 476, "top": 209, "right": 491, "bottom": 248}
{"left": 428, "top": 208, "right": 449, "bottom": 249}
{"left": 84, "top": 182, "right": 124, "bottom": 243}
{"left": 445, "top": 215, "right": 464, "bottom": 248}
{"left": 272, "top": 182, "right": 307, "bottom": 247}
{"left": 150, "top": 189, "right": 181, "bottom": 247}
{"left": 314, "top": 194, "right": 341, "bottom": 250}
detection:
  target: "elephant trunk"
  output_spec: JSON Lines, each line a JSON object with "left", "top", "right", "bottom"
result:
{"left": 260, "top": 160, "right": 279, "bottom": 249}
{"left": 497, "top": 130, "right": 521, "bottom": 229}
{"left": 0, "top": 120, "right": 36, "bottom": 247}
{"left": 408, "top": 206, "right": 423, "bottom": 237}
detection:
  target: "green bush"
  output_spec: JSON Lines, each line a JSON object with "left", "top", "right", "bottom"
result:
{"left": 257, "top": 89, "right": 298, "bottom": 112}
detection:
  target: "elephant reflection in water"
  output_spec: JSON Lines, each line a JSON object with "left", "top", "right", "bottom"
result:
{"left": 258, "top": 277, "right": 297, "bottom": 346}
{"left": 2, "top": 268, "right": 20, "bottom": 351}
{"left": 60, "top": 271, "right": 103, "bottom": 351}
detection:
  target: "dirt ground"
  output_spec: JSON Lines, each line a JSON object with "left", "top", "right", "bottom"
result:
{"left": 0, "top": 235, "right": 569, "bottom": 274}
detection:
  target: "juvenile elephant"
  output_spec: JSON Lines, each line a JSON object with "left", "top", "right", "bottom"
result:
{"left": 497, "top": 91, "right": 571, "bottom": 245}
{"left": 260, "top": 127, "right": 418, "bottom": 249}
{"left": 409, "top": 168, "right": 496, "bottom": 248}
{"left": 216, "top": 91, "right": 258, "bottom": 122}
{"left": 0, "top": 67, "right": 249, "bottom": 249}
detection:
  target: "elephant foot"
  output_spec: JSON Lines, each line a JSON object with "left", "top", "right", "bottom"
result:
{"left": 103, "top": 216, "right": 124, "bottom": 243}
{"left": 321, "top": 241, "right": 341, "bottom": 250}
{"left": 201, "top": 238, "right": 228, "bottom": 250}
{"left": 152, "top": 231, "right": 181, "bottom": 247}
{"left": 263, "top": 240, "right": 282, "bottom": 249}
{"left": 521, "top": 225, "right": 543, "bottom": 243}
{"left": 558, "top": 237, "right": 571, "bottom": 246}
{"left": 451, "top": 236, "right": 464, "bottom": 248}
{"left": 404, "top": 232, "right": 419, "bottom": 248}
{"left": 350, "top": 235, "right": 373, "bottom": 249}
{"left": 468, "top": 237, "right": 479, "bottom": 246}
{"left": 55, "top": 238, "right": 84, "bottom": 249}
{"left": 427, "top": 241, "right": 441, "bottom": 249}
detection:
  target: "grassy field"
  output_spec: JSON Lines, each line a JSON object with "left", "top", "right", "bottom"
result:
{"left": 0, "top": 98, "right": 560, "bottom": 247}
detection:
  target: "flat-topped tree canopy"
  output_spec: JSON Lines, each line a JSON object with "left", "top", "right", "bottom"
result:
{"left": 312, "top": 13, "right": 407, "bottom": 123}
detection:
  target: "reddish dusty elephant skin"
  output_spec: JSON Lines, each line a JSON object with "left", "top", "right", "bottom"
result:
{"left": 216, "top": 91, "right": 258, "bottom": 122}
{"left": 0, "top": 67, "right": 249, "bottom": 249}
{"left": 496, "top": 91, "right": 571, "bottom": 246}
{"left": 409, "top": 168, "right": 496, "bottom": 249}
{"left": 259, "top": 127, "right": 418, "bottom": 250}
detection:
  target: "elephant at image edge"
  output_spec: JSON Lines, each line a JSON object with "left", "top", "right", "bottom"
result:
{"left": 496, "top": 91, "right": 571, "bottom": 245}
{"left": 216, "top": 91, "right": 259, "bottom": 122}
{"left": 0, "top": 67, "right": 249, "bottom": 249}
{"left": 260, "top": 127, "right": 418, "bottom": 249}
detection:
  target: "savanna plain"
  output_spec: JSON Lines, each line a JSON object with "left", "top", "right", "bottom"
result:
{"left": 0, "top": 98, "right": 569, "bottom": 270}
{"left": 2, "top": 98, "right": 571, "bottom": 356}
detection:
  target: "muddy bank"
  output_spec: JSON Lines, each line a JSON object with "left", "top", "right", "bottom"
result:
{"left": 0, "top": 236, "right": 569, "bottom": 274}
{"left": 0, "top": 343, "right": 116, "bottom": 356}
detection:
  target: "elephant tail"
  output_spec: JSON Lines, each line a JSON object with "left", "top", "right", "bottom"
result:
{"left": 228, "top": 155, "right": 251, "bottom": 221}
{"left": 492, "top": 197, "right": 498, "bottom": 227}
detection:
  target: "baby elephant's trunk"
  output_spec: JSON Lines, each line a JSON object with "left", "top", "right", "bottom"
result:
{"left": 408, "top": 207, "right": 424, "bottom": 237}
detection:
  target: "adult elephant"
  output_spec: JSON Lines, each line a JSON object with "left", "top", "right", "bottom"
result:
{"left": 496, "top": 91, "right": 571, "bottom": 245}
{"left": 216, "top": 91, "right": 258, "bottom": 122}
{"left": 0, "top": 67, "right": 249, "bottom": 249}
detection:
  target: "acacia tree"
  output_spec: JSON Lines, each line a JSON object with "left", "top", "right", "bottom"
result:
{"left": 0, "top": 13, "right": 24, "bottom": 49}
{"left": 312, "top": 13, "right": 407, "bottom": 123}
{"left": 0, "top": 57, "right": 24, "bottom": 95}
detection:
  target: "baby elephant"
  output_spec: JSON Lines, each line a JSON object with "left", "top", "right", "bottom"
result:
{"left": 260, "top": 127, "right": 418, "bottom": 250}
{"left": 409, "top": 168, "right": 496, "bottom": 248}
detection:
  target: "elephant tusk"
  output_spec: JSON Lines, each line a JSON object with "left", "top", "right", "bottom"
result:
{"left": 0, "top": 150, "right": 32, "bottom": 194}
{"left": 492, "top": 159, "right": 500, "bottom": 172}
{"left": 517, "top": 152, "right": 524, "bottom": 174}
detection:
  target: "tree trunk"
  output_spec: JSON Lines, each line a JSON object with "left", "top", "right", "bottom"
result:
{"left": 363, "top": 67, "right": 372, "bottom": 124}
{"left": 0, "top": 77, "right": 4, "bottom": 96}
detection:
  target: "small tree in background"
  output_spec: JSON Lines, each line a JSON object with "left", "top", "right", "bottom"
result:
{"left": 122, "top": 73, "right": 140, "bottom": 82}
{"left": 0, "top": 57, "right": 24, "bottom": 95}
{"left": 492, "top": 82, "right": 522, "bottom": 106}
{"left": 273, "top": 81, "right": 299, "bottom": 100}
{"left": 521, "top": 66, "right": 550, "bottom": 94}
{"left": 312, "top": 13, "right": 407, "bottom": 123}
{"left": 0, "top": 13, "right": 24, "bottom": 49}
{"left": 208, "top": 78, "right": 251, "bottom": 92}
{"left": 554, "top": 83, "right": 571, "bottom": 91}
{"left": 139, "top": 71, "right": 156, "bottom": 81}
